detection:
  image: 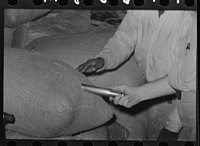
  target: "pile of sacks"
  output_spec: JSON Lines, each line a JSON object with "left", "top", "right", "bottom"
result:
{"left": 4, "top": 9, "right": 150, "bottom": 140}
{"left": 5, "top": 9, "right": 117, "bottom": 48}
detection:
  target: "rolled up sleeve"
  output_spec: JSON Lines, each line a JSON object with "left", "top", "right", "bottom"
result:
{"left": 96, "top": 10, "right": 140, "bottom": 70}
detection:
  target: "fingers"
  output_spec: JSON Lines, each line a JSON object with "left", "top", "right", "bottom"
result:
{"left": 118, "top": 95, "right": 129, "bottom": 106}
{"left": 77, "top": 61, "right": 96, "bottom": 74}
{"left": 109, "top": 95, "right": 121, "bottom": 103}
{"left": 77, "top": 63, "right": 86, "bottom": 72}
{"left": 77, "top": 58, "right": 104, "bottom": 75}
{"left": 81, "top": 62, "right": 93, "bottom": 73}
{"left": 109, "top": 86, "right": 129, "bottom": 107}
{"left": 109, "top": 96, "right": 115, "bottom": 102}
{"left": 113, "top": 94, "right": 122, "bottom": 105}
{"left": 109, "top": 94, "right": 131, "bottom": 108}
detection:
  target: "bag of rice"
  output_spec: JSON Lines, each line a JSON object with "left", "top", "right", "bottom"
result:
{"left": 4, "top": 9, "right": 52, "bottom": 28}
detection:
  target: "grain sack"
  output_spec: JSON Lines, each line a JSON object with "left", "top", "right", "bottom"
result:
{"left": 6, "top": 126, "right": 108, "bottom": 140}
{"left": 11, "top": 10, "right": 116, "bottom": 49}
{"left": 4, "top": 9, "right": 52, "bottom": 28}
{"left": 11, "top": 11, "right": 91, "bottom": 48}
{"left": 72, "top": 121, "right": 129, "bottom": 140}
{"left": 25, "top": 32, "right": 148, "bottom": 140}
{"left": 4, "top": 27, "right": 15, "bottom": 47}
{"left": 6, "top": 119, "right": 129, "bottom": 140}
{"left": 4, "top": 47, "right": 113, "bottom": 137}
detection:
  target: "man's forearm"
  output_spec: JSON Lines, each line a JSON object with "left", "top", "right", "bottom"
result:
{"left": 138, "top": 75, "right": 176, "bottom": 101}
{"left": 96, "top": 11, "right": 137, "bottom": 70}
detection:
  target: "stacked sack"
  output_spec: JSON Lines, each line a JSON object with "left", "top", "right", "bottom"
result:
{"left": 4, "top": 9, "right": 131, "bottom": 140}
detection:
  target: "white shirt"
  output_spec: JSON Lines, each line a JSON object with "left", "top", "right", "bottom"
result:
{"left": 96, "top": 10, "right": 195, "bottom": 82}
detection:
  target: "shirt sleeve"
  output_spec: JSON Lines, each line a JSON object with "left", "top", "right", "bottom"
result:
{"left": 168, "top": 13, "right": 196, "bottom": 92}
{"left": 168, "top": 52, "right": 196, "bottom": 93}
{"left": 96, "top": 10, "right": 140, "bottom": 71}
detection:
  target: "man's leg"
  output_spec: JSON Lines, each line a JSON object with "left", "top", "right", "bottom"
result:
{"left": 158, "top": 106, "right": 182, "bottom": 141}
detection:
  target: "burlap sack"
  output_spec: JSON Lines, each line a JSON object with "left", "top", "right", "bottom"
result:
{"left": 4, "top": 9, "right": 52, "bottom": 28}
{"left": 11, "top": 10, "right": 115, "bottom": 49}
{"left": 25, "top": 32, "right": 148, "bottom": 140}
{"left": 4, "top": 27, "right": 15, "bottom": 47}
{"left": 4, "top": 47, "right": 113, "bottom": 137}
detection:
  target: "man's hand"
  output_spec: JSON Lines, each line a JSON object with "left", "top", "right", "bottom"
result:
{"left": 77, "top": 57, "right": 105, "bottom": 75}
{"left": 109, "top": 85, "right": 143, "bottom": 108}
